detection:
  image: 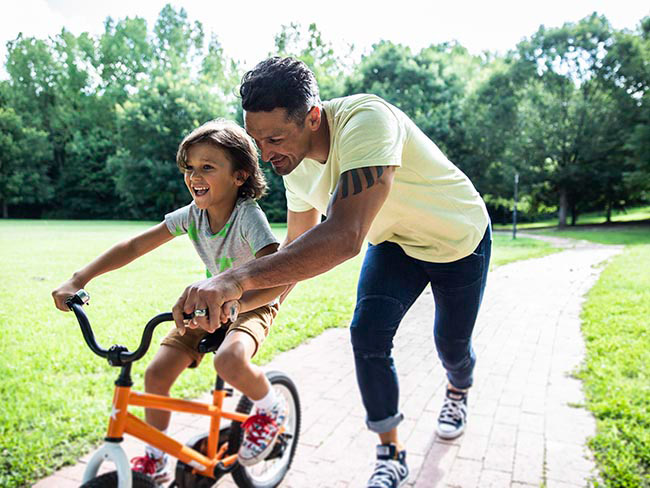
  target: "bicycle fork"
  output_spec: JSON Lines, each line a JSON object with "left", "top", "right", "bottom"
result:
{"left": 82, "top": 386, "right": 134, "bottom": 488}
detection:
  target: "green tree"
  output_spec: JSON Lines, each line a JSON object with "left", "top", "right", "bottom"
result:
{"left": 5, "top": 27, "right": 131, "bottom": 218}
{"left": 1, "top": 4, "right": 241, "bottom": 219}
{"left": 0, "top": 106, "right": 51, "bottom": 217}
{"left": 96, "top": 16, "right": 153, "bottom": 104}
{"left": 345, "top": 41, "right": 467, "bottom": 158}
{"left": 458, "top": 62, "right": 526, "bottom": 221}
{"left": 105, "top": 5, "right": 236, "bottom": 220}
{"left": 152, "top": 4, "right": 204, "bottom": 73}
{"left": 492, "top": 13, "right": 637, "bottom": 226}
{"left": 272, "top": 22, "right": 351, "bottom": 100}
{"left": 458, "top": 14, "right": 647, "bottom": 225}
{"left": 603, "top": 16, "right": 650, "bottom": 200}
{"left": 108, "top": 71, "right": 229, "bottom": 219}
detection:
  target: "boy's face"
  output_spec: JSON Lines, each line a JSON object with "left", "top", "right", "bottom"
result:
{"left": 183, "top": 143, "right": 245, "bottom": 210}
{"left": 244, "top": 107, "right": 316, "bottom": 176}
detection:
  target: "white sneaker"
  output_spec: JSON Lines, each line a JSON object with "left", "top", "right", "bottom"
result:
{"left": 238, "top": 395, "right": 287, "bottom": 466}
{"left": 131, "top": 453, "right": 171, "bottom": 484}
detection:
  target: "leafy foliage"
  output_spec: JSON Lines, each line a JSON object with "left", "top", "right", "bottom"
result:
{"left": 0, "top": 6, "right": 648, "bottom": 224}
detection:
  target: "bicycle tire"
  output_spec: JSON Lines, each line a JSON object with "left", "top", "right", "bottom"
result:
{"left": 174, "top": 428, "right": 231, "bottom": 488}
{"left": 79, "top": 470, "right": 156, "bottom": 488}
{"left": 228, "top": 370, "right": 301, "bottom": 488}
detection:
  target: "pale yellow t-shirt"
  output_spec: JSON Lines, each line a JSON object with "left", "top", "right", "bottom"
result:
{"left": 283, "top": 94, "right": 489, "bottom": 263}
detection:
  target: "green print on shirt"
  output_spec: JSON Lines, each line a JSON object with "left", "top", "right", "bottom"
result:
{"left": 188, "top": 221, "right": 199, "bottom": 242}
{"left": 206, "top": 269, "right": 212, "bottom": 278}
{"left": 211, "top": 222, "right": 231, "bottom": 238}
{"left": 218, "top": 257, "right": 236, "bottom": 272}
{"left": 171, "top": 225, "right": 184, "bottom": 237}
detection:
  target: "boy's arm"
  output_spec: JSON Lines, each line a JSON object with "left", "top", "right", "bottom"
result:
{"left": 217, "top": 243, "right": 287, "bottom": 324}
{"left": 278, "top": 208, "right": 321, "bottom": 303}
{"left": 232, "top": 208, "right": 321, "bottom": 312}
{"left": 52, "top": 222, "right": 174, "bottom": 311}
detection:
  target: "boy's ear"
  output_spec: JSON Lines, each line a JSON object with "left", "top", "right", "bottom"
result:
{"left": 234, "top": 170, "right": 249, "bottom": 186}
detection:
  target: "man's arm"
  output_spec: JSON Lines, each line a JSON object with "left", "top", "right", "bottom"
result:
{"left": 173, "top": 165, "right": 396, "bottom": 331}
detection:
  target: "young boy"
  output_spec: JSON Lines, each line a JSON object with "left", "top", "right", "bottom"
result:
{"left": 52, "top": 119, "right": 289, "bottom": 482}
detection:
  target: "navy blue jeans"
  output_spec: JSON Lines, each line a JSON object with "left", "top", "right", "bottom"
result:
{"left": 350, "top": 225, "right": 491, "bottom": 433}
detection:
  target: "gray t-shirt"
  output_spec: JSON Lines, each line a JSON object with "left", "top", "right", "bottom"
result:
{"left": 164, "top": 198, "right": 279, "bottom": 278}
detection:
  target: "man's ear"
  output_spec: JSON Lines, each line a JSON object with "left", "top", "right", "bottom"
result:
{"left": 306, "top": 106, "right": 322, "bottom": 131}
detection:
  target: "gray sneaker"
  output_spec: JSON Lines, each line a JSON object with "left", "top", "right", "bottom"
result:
{"left": 367, "top": 444, "right": 409, "bottom": 488}
{"left": 436, "top": 388, "right": 468, "bottom": 439}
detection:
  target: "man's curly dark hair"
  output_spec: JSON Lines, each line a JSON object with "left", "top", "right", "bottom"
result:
{"left": 239, "top": 57, "right": 321, "bottom": 125}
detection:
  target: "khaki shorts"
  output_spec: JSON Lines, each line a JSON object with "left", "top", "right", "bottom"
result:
{"left": 161, "top": 303, "right": 278, "bottom": 368}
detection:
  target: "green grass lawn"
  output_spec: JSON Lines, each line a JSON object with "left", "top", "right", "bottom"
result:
{"left": 0, "top": 220, "right": 556, "bottom": 487}
{"left": 490, "top": 232, "right": 559, "bottom": 267}
{"left": 532, "top": 225, "right": 650, "bottom": 487}
{"left": 493, "top": 204, "right": 650, "bottom": 231}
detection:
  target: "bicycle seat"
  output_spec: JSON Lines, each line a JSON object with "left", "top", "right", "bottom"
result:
{"left": 197, "top": 326, "right": 228, "bottom": 354}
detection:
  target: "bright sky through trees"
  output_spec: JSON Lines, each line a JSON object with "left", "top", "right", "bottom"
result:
{"left": 1, "top": 0, "right": 648, "bottom": 78}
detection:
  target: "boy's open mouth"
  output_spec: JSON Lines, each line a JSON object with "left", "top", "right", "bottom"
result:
{"left": 193, "top": 185, "right": 209, "bottom": 196}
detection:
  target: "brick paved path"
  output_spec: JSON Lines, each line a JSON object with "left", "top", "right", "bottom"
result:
{"left": 36, "top": 239, "right": 621, "bottom": 488}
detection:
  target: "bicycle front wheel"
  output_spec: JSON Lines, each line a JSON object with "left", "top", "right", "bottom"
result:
{"left": 228, "top": 370, "right": 301, "bottom": 488}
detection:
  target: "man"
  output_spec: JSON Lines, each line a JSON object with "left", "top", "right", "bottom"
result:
{"left": 173, "top": 57, "right": 491, "bottom": 488}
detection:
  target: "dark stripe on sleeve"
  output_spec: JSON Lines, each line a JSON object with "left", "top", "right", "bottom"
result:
{"left": 376, "top": 166, "right": 384, "bottom": 179}
{"left": 362, "top": 167, "right": 375, "bottom": 188}
{"left": 341, "top": 172, "right": 349, "bottom": 198}
{"left": 351, "top": 169, "right": 362, "bottom": 195}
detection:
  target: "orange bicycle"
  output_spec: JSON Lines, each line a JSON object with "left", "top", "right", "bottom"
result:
{"left": 66, "top": 290, "right": 301, "bottom": 488}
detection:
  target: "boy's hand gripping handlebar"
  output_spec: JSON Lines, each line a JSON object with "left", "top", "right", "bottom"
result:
{"left": 65, "top": 290, "right": 198, "bottom": 366}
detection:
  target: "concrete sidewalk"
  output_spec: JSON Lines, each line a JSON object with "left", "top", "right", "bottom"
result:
{"left": 36, "top": 241, "right": 621, "bottom": 488}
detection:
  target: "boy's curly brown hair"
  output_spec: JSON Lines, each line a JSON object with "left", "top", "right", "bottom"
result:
{"left": 176, "top": 119, "right": 267, "bottom": 200}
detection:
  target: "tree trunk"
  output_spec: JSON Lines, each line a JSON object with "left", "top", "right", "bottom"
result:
{"left": 606, "top": 200, "right": 612, "bottom": 223}
{"left": 2, "top": 200, "right": 7, "bottom": 219}
{"left": 558, "top": 188, "right": 568, "bottom": 228}
{"left": 571, "top": 202, "right": 578, "bottom": 226}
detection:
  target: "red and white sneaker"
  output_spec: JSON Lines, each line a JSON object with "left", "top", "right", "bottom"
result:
{"left": 131, "top": 453, "right": 172, "bottom": 485}
{"left": 238, "top": 395, "right": 287, "bottom": 466}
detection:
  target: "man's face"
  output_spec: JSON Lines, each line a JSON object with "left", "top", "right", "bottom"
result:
{"left": 244, "top": 108, "right": 313, "bottom": 176}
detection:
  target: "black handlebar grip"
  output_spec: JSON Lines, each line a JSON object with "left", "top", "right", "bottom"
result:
{"left": 66, "top": 289, "right": 90, "bottom": 308}
{"left": 182, "top": 310, "right": 210, "bottom": 320}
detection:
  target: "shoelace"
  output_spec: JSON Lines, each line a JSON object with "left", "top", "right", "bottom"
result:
{"left": 368, "top": 459, "right": 407, "bottom": 488}
{"left": 131, "top": 455, "right": 157, "bottom": 475}
{"left": 242, "top": 413, "right": 277, "bottom": 447}
{"left": 438, "top": 397, "right": 466, "bottom": 424}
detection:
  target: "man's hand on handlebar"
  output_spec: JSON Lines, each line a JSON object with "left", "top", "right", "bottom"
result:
{"left": 172, "top": 272, "right": 243, "bottom": 335}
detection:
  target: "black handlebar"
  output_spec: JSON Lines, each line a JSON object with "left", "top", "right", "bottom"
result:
{"left": 65, "top": 291, "right": 192, "bottom": 366}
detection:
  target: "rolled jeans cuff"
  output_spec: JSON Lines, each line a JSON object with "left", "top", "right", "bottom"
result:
{"left": 366, "top": 412, "right": 404, "bottom": 433}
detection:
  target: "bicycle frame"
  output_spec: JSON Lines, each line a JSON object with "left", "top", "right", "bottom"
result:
{"left": 83, "top": 382, "right": 250, "bottom": 486}
{"left": 66, "top": 292, "right": 293, "bottom": 488}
